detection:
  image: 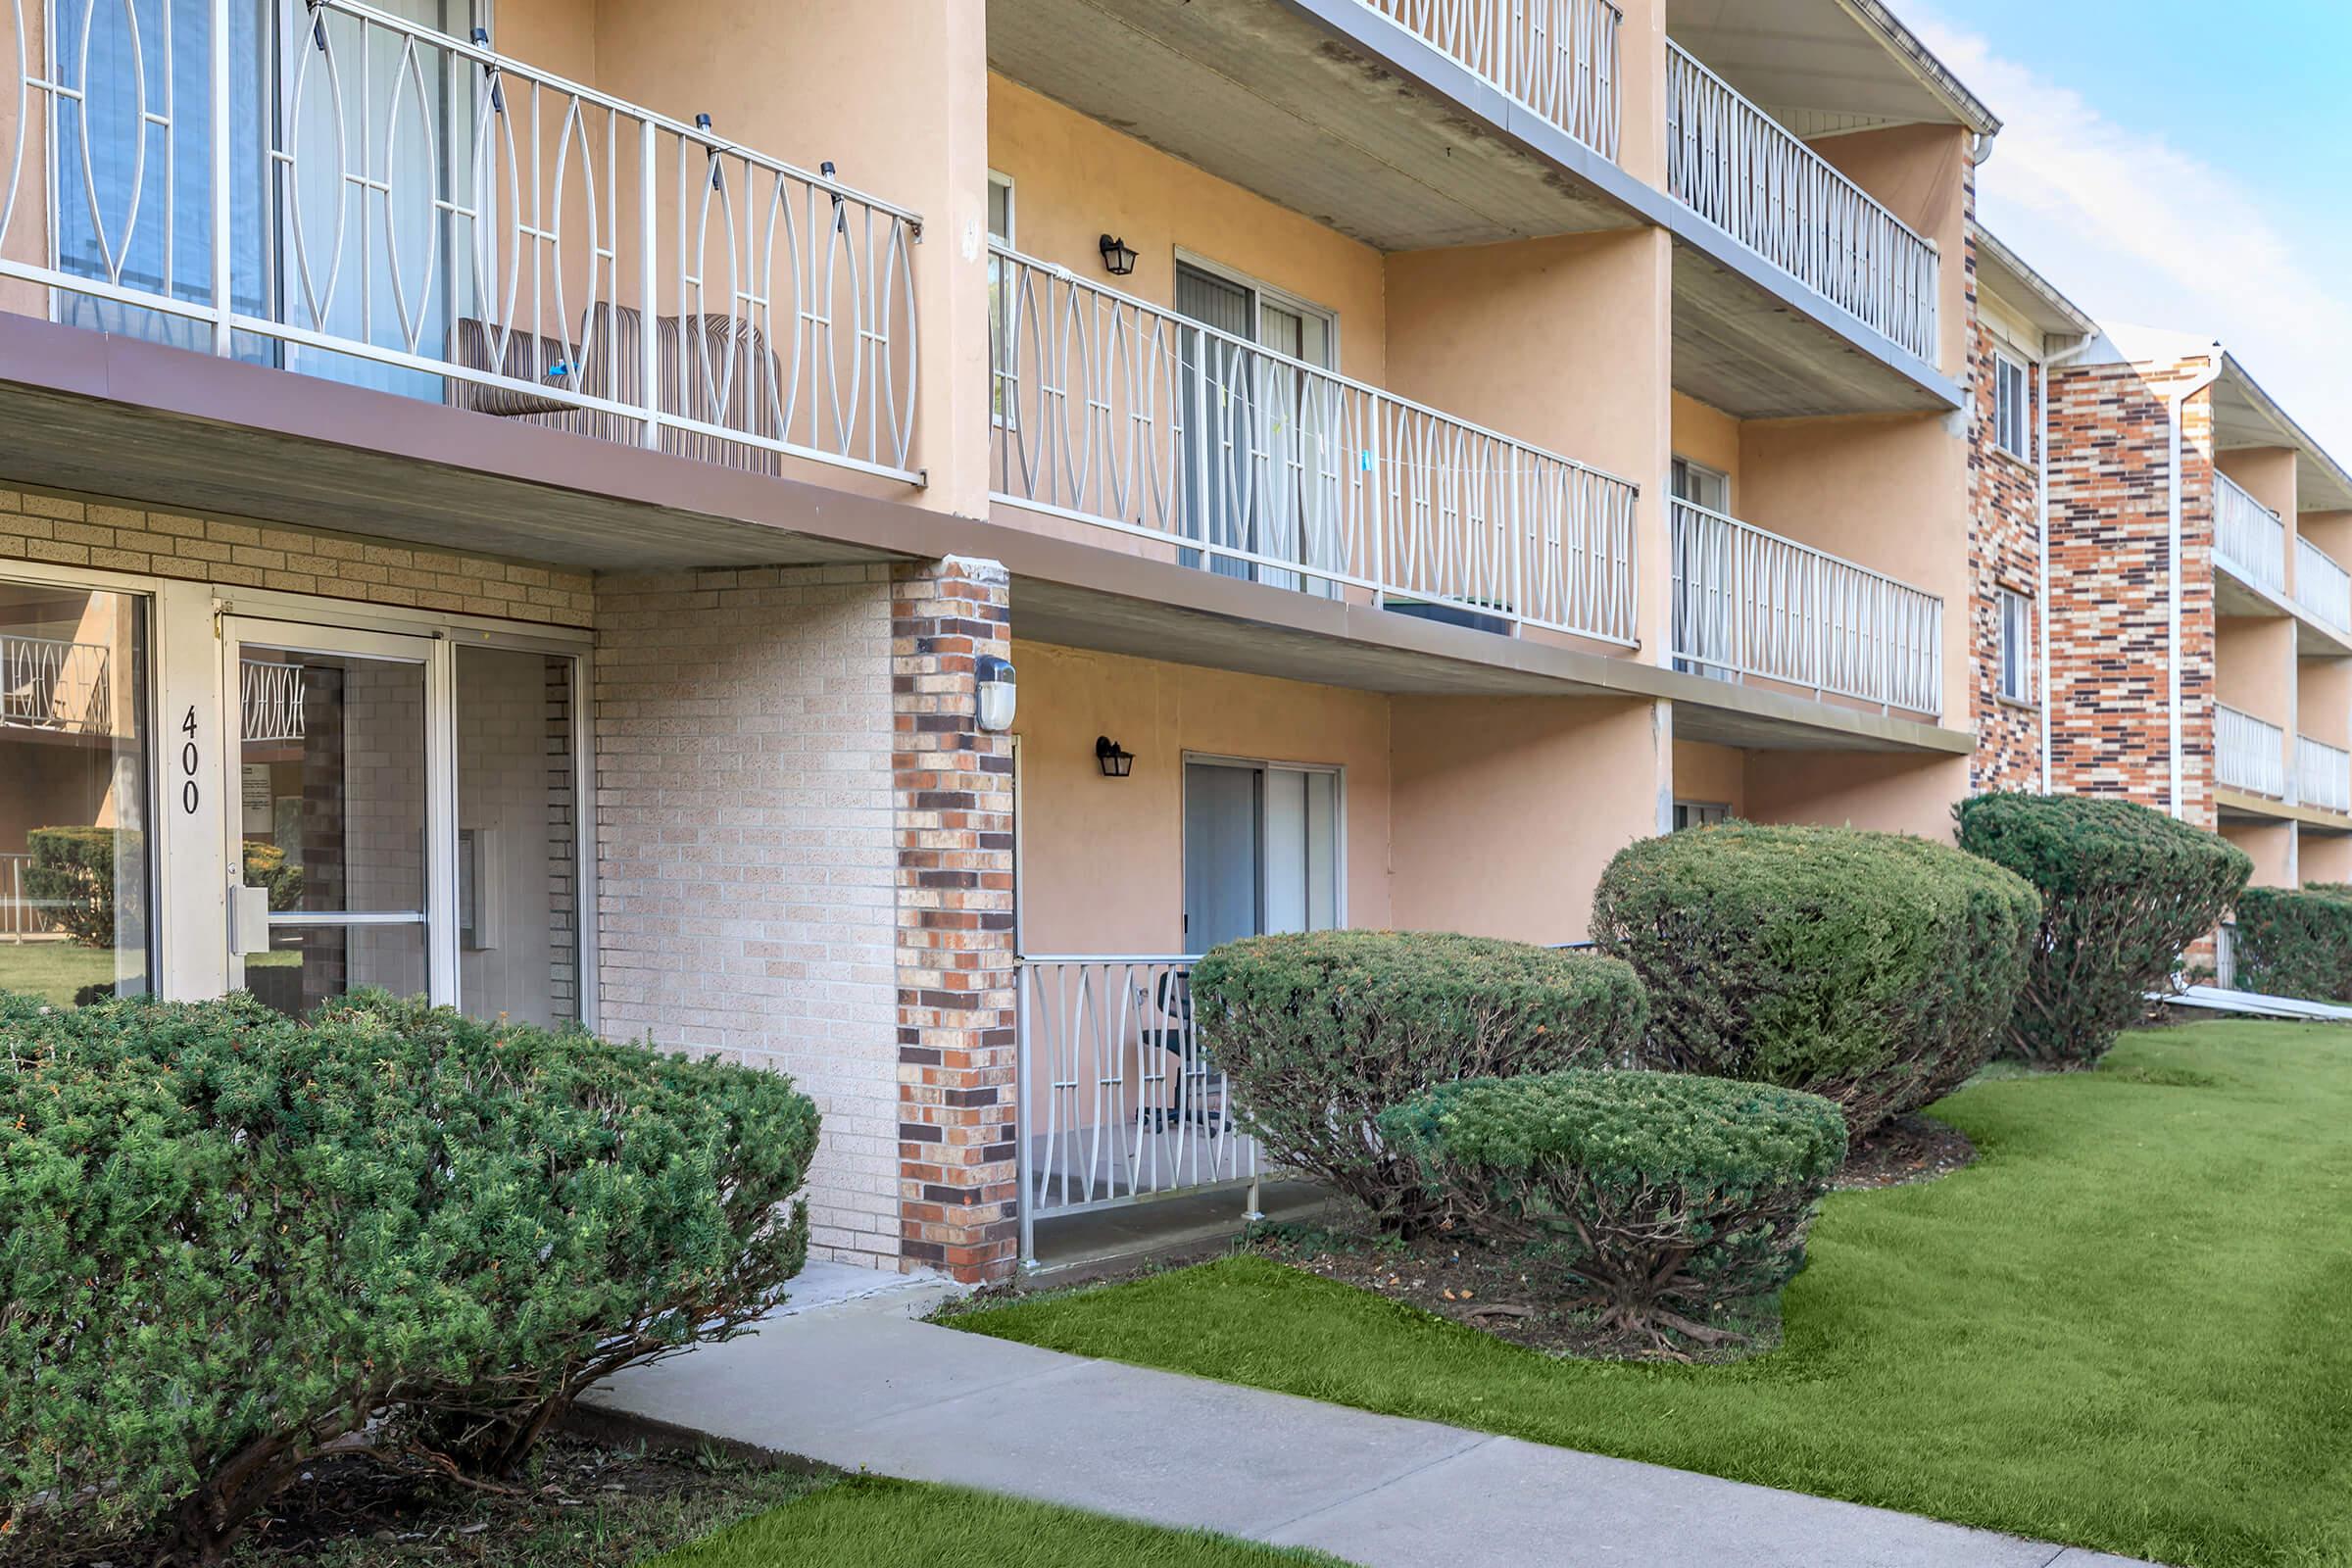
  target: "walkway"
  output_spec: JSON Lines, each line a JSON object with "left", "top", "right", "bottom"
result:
{"left": 584, "top": 1265, "right": 2159, "bottom": 1568}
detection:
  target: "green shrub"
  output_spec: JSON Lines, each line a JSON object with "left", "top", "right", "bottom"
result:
{"left": 240, "top": 840, "right": 305, "bottom": 912}
{"left": 1187, "top": 931, "right": 1647, "bottom": 1234}
{"left": 1590, "top": 823, "right": 2039, "bottom": 1135}
{"left": 1379, "top": 1069, "right": 1845, "bottom": 1343}
{"left": 22, "top": 825, "right": 139, "bottom": 948}
{"left": 0, "top": 989, "right": 819, "bottom": 1563}
{"left": 1957, "top": 794, "right": 2251, "bottom": 1066}
{"left": 2231, "top": 886, "right": 2352, "bottom": 1002}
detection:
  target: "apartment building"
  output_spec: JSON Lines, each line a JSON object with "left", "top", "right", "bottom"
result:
{"left": 2041, "top": 327, "right": 2352, "bottom": 900}
{"left": 0, "top": 0, "right": 2003, "bottom": 1280}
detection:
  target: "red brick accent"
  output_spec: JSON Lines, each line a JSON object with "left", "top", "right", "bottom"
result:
{"left": 2044, "top": 357, "right": 2220, "bottom": 828}
{"left": 891, "top": 556, "right": 1019, "bottom": 1283}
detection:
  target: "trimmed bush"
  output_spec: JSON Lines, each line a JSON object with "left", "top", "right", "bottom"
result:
{"left": 2232, "top": 886, "right": 2352, "bottom": 1002}
{"left": 1187, "top": 931, "right": 1647, "bottom": 1234}
{"left": 1379, "top": 1069, "right": 1845, "bottom": 1343}
{"left": 0, "top": 989, "right": 818, "bottom": 1563}
{"left": 23, "top": 824, "right": 138, "bottom": 947}
{"left": 1957, "top": 793, "right": 2252, "bottom": 1066}
{"left": 1590, "top": 823, "right": 2039, "bottom": 1135}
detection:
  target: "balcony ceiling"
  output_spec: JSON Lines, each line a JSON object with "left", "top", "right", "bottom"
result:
{"left": 1670, "top": 243, "right": 1954, "bottom": 417}
{"left": 2215, "top": 357, "right": 2352, "bottom": 514}
{"left": 987, "top": 0, "right": 1640, "bottom": 250}
{"left": 1665, "top": 0, "right": 1998, "bottom": 137}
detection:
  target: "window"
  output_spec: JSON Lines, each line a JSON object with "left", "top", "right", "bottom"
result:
{"left": 1998, "top": 588, "right": 2033, "bottom": 704}
{"left": 986, "top": 172, "right": 1014, "bottom": 248}
{"left": 1670, "top": 457, "right": 1731, "bottom": 515}
{"left": 1669, "top": 458, "right": 1738, "bottom": 681}
{"left": 1672, "top": 801, "right": 1731, "bottom": 832}
{"left": 0, "top": 580, "right": 152, "bottom": 1007}
{"left": 987, "top": 173, "right": 1016, "bottom": 429}
{"left": 1182, "top": 760, "right": 1341, "bottom": 952}
{"left": 1993, "top": 352, "right": 2032, "bottom": 461}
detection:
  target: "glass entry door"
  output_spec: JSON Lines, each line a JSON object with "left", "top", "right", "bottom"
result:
{"left": 221, "top": 618, "right": 448, "bottom": 1017}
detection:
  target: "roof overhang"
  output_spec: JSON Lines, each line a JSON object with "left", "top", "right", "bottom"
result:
{"left": 2216, "top": 354, "right": 2352, "bottom": 515}
{"left": 1665, "top": 0, "right": 2000, "bottom": 140}
{"left": 1972, "top": 225, "right": 2097, "bottom": 350}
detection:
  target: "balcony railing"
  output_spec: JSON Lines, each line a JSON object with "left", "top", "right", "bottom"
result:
{"left": 2298, "top": 735, "right": 2352, "bottom": 815}
{"left": 989, "top": 246, "right": 1640, "bottom": 645}
{"left": 2217, "top": 704, "right": 2286, "bottom": 799}
{"left": 1, "top": 636, "right": 111, "bottom": 735}
{"left": 1015, "top": 956, "right": 1260, "bottom": 1264}
{"left": 2215, "top": 475, "right": 2287, "bottom": 596}
{"left": 1669, "top": 500, "right": 1941, "bottom": 715}
{"left": 2296, "top": 536, "right": 2352, "bottom": 636}
{"left": 0, "top": 0, "right": 921, "bottom": 483}
{"left": 1664, "top": 41, "right": 1937, "bottom": 363}
{"left": 1361, "top": 0, "right": 1622, "bottom": 160}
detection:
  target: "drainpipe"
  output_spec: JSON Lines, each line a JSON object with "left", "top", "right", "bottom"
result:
{"left": 2036, "top": 336, "right": 2094, "bottom": 791}
{"left": 2167, "top": 348, "right": 2228, "bottom": 818}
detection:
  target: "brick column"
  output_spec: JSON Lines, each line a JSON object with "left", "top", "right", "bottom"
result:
{"left": 892, "top": 556, "right": 1018, "bottom": 1281}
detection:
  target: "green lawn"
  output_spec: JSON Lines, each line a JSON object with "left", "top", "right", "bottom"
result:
{"left": 645, "top": 1476, "right": 1342, "bottom": 1567}
{"left": 952, "top": 1022, "right": 2352, "bottom": 1568}
{"left": 0, "top": 942, "right": 125, "bottom": 1006}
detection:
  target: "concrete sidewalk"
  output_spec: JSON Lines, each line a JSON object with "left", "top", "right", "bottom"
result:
{"left": 585, "top": 1268, "right": 2159, "bottom": 1568}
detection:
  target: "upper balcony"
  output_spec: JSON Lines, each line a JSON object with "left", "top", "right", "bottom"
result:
{"left": 0, "top": 0, "right": 925, "bottom": 495}
{"left": 2214, "top": 473, "right": 2352, "bottom": 653}
{"left": 986, "top": 245, "right": 1640, "bottom": 648}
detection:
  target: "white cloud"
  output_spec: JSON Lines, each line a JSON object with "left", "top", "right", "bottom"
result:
{"left": 1915, "top": 16, "right": 2352, "bottom": 459}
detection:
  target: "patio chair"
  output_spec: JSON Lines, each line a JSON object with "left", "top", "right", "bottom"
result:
{"left": 1138, "top": 966, "right": 1224, "bottom": 1134}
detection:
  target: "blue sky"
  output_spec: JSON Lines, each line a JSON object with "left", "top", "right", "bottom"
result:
{"left": 1904, "top": 0, "right": 2352, "bottom": 457}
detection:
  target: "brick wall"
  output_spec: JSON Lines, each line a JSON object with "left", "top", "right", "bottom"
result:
{"left": 0, "top": 483, "right": 593, "bottom": 625}
{"left": 2045, "top": 359, "right": 2218, "bottom": 826}
{"left": 1967, "top": 308, "right": 2044, "bottom": 793}
{"left": 593, "top": 564, "right": 907, "bottom": 1268}
{"left": 890, "top": 558, "right": 1018, "bottom": 1282}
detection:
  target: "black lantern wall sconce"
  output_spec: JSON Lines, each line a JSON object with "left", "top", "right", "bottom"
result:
{"left": 1095, "top": 735, "right": 1135, "bottom": 778}
{"left": 1098, "top": 233, "right": 1139, "bottom": 276}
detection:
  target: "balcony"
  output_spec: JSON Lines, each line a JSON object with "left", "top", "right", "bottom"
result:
{"left": 0, "top": 0, "right": 922, "bottom": 486}
{"left": 987, "top": 246, "right": 1640, "bottom": 646}
{"left": 2217, "top": 704, "right": 2286, "bottom": 799}
{"left": 0, "top": 635, "right": 111, "bottom": 736}
{"left": 2298, "top": 735, "right": 2352, "bottom": 816}
{"left": 1669, "top": 500, "right": 1941, "bottom": 716}
{"left": 2296, "top": 536, "right": 2352, "bottom": 637}
{"left": 2215, "top": 475, "right": 2287, "bottom": 597}
{"left": 1362, "top": 0, "right": 1623, "bottom": 160}
{"left": 1664, "top": 40, "right": 1938, "bottom": 366}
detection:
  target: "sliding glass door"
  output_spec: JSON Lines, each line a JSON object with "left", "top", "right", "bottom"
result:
{"left": 1182, "top": 759, "right": 1340, "bottom": 953}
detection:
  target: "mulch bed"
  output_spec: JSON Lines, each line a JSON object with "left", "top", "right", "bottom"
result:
{"left": 1833, "top": 1112, "right": 1978, "bottom": 1191}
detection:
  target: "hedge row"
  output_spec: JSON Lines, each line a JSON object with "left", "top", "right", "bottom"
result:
{"left": 0, "top": 990, "right": 819, "bottom": 1563}
{"left": 2232, "top": 885, "right": 2352, "bottom": 1002}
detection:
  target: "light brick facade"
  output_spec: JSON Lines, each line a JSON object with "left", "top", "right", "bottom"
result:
{"left": 593, "top": 564, "right": 907, "bottom": 1268}
{"left": 2044, "top": 360, "right": 2219, "bottom": 826}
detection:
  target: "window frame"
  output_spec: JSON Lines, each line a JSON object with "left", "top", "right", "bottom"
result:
{"left": 1992, "top": 350, "right": 2033, "bottom": 462}
{"left": 1997, "top": 586, "right": 2033, "bottom": 705}
{"left": 1671, "top": 800, "right": 1731, "bottom": 832}
{"left": 1179, "top": 751, "right": 1346, "bottom": 951}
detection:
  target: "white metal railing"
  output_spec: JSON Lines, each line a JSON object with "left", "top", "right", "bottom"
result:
{"left": 2217, "top": 704, "right": 2286, "bottom": 799}
{"left": 1361, "top": 0, "right": 1621, "bottom": 160}
{"left": 240, "top": 659, "right": 307, "bottom": 743}
{"left": 2298, "top": 734, "right": 2352, "bottom": 815}
{"left": 989, "top": 246, "right": 1640, "bottom": 645}
{"left": 2295, "top": 535, "right": 2352, "bottom": 635}
{"left": 1015, "top": 956, "right": 1260, "bottom": 1264}
{"left": 0, "top": 635, "right": 111, "bottom": 734}
{"left": 1669, "top": 499, "right": 1941, "bottom": 714}
{"left": 1664, "top": 41, "right": 1937, "bottom": 363}
{"left": 2215, "top": 475, "right": 2287, "bottom": 595}
{"left": 1, "top": 0, "right": 921, "bottom": 482}
{"left": 2, "top": 853, "right": 60, "bottom": 940}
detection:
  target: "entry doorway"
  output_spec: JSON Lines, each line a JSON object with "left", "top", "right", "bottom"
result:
{"left": 219, "top": 615, "right": 584, "bottom": 1024}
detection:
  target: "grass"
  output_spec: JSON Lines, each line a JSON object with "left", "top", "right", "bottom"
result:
{"left": 951, "top": 1022, "right": 2352, "bottom": 1568}
{"left": 643, "top": 1475, "right": 1342, "bottom": 1567}
{"left": 0, "top": 940, "right": 123, "bottom": 1006}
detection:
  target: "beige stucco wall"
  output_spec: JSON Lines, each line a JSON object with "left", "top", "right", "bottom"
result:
{"left": 1389, "top": 695, "right": 1663, "bottom": 944}
{"left": 2300, "top": 830, "right": 2352, "bottom": 885}
{"left": 1743, "top": 751, "right": 1967, "bottom": 841}
{"left": 2216, "top": 616, "right": 2294, "bottom": 731}
{"left": 986, "top": 76, "right": 1389, "bottom": 387}
{"left": 1671, "top": 394, "right": 1741, "bottom": 489}
{"left": 1384, "top": 229, "right": 1675, "bottom": 653}
{"left": 1008, "top": 642, "right": 1394, "bottom": 955}
{"left": 2300, "top": 658, "right": 2351, "bottom": 752}
{"left": 1736, "top": 412, "right": 1972, "bottom": 723}
{"left": 1671, "top": 738, "right": 1746, "bottom": 813}
{"left": 1805, "top": 123, "right": 1971, "bottom": 379}
{"left": 2223, "top": 819, "right": 2295, "bottom": 891}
